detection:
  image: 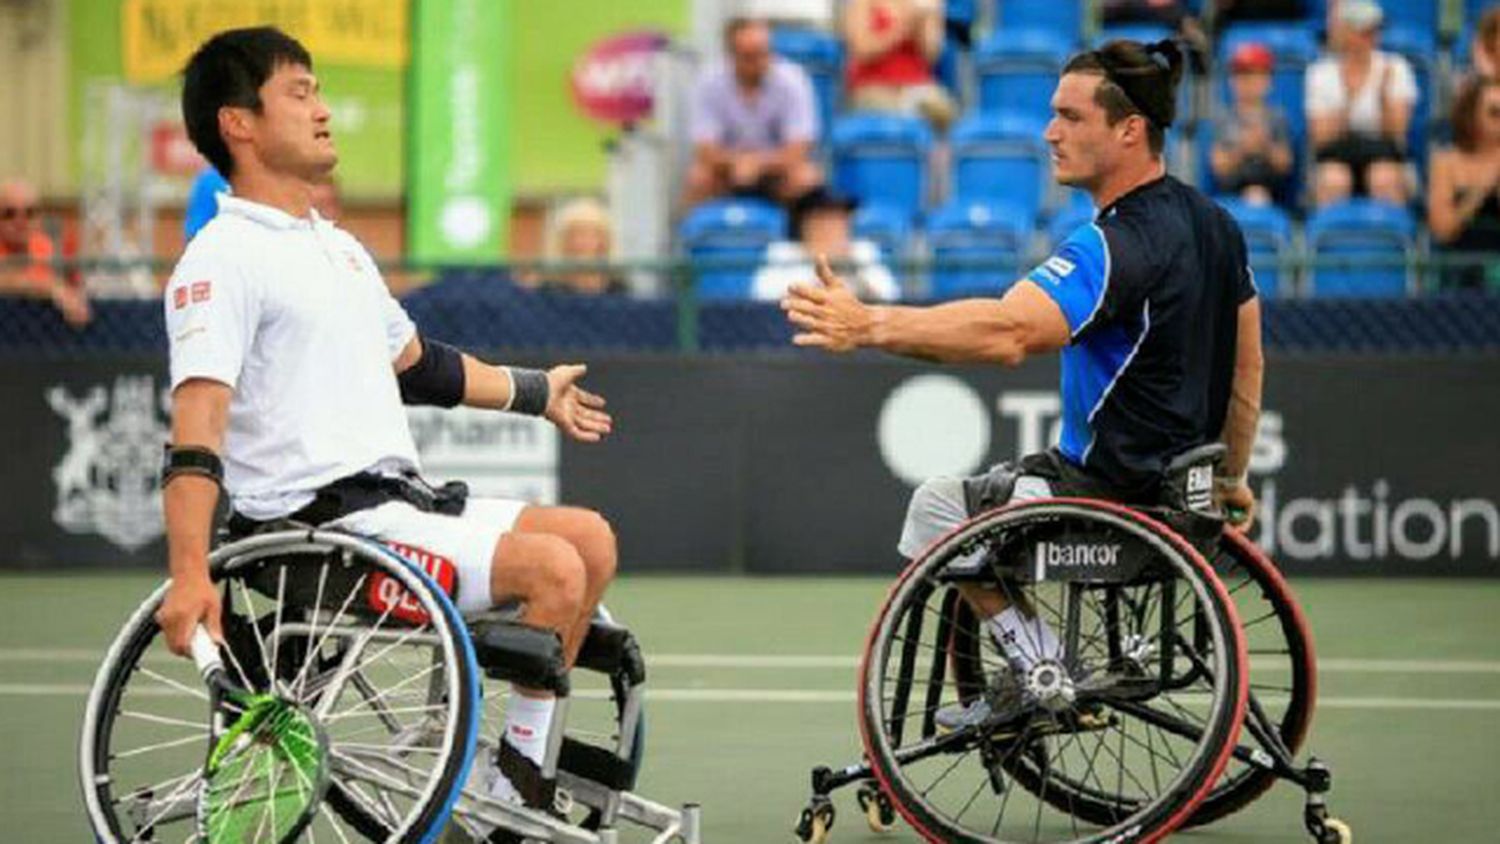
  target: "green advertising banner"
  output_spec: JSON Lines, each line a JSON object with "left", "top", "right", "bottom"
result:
{"left": 406, "top": 0, "right": 511, "bottom": 263}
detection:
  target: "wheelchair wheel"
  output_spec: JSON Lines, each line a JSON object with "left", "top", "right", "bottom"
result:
{"left": 1182, "top": 529, "right": 1316, "bottom": 827}
{"left": 860, "top": 499, "right": 1248, "bottom": 844}
{"left": 79, "top": 530, "right": 482, "bottom": 843}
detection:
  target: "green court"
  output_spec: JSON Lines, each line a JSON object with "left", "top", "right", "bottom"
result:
{"left": 8, "top": 573, "right": 1499, "bottom": 842}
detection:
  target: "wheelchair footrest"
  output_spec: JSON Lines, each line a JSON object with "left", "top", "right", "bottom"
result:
{"left": 558, "top": 736, "right": 637, "bottom": 792}
{"left": 471, "top": 619, "right": 570, "bottom": 695}
{"left": 575, "top": 620, "right": 646, "bottom": 685}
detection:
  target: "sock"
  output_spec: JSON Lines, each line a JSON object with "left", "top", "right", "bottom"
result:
{"left": 487, "top": 694, "right": 556, "bottom": 804}
{"left": 988, "top": 606, "right": 1062, "bottom": 671}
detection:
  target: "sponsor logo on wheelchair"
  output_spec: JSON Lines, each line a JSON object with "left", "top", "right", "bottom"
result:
{"left": 1033, "top": 541, "right": 1123, "bottom": 580}
{"left": 368, "top": 541, "right": 458, "bottom": 625}
{"left": 48, "top": 376, "right": 169, "bottom": 551}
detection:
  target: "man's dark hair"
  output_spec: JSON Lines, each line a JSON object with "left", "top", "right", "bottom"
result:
{"left": 1062, "top": 39, "right": 1185, "bottom": 156}
{"left": 181, "top": 27, "right": 313, "bottom": 178}
{"left": 1451, "top": 75, "right": 1500, "bottom": 153}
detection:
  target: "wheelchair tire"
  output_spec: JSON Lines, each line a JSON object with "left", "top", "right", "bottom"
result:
{"left": 859, "top": 499, "right": 1248, "bottom": 844}
{"left": 79, "top": 530, "right": 482, "bottom": 844}
{"left": 1182, "top": 530, "right": 1316, "bottom": 827}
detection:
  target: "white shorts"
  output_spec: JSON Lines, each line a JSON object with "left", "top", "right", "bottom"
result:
{"left": 329, "top": 497, "right": 530, "bottom": 616}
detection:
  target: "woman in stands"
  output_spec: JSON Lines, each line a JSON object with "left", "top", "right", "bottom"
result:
{"left": 1304, "top": 0, "right": 1418, "bottom": 208}
{"left": 842, "top": 0, "right": 957, "bottom": 132}
{"left": 1427, "top": 76, "right": 1500, "bottom": 292}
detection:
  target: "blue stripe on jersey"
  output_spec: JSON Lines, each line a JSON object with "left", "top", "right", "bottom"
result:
{"left": 1058, "top": 319, "right": 1140, "bottom": 464}
{"left": 1023, "top": 223, "right": 1109, "bottom": 337}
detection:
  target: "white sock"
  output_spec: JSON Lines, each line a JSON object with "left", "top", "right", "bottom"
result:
{"left": 487, "top": 693, "right": 556, "bottom": 803}
{"left": 988, "top": 606, "right": 1062, "bottom": 671}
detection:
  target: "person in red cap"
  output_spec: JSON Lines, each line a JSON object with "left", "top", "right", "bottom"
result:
{"left": 1210, "top": 42, "right": 1294, "bottom": 205}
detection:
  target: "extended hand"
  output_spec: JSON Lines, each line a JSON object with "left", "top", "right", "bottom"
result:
{"left": 544, "top": 364, "right": 613, "bottom": 443}
{"left": 780, "top": 255, "right": 874, "bottom": 353}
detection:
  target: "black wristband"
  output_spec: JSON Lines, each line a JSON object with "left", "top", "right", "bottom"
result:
{"left": 508, "top": 367, "right": 550, "bottom": 416}
{"left": 162, "top": 444, "right": 224, "bottom": 487}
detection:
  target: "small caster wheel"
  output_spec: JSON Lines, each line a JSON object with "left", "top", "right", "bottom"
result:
{"left": 856, "top": 783, "right": 896, "bottom": 833}
{"left": 1321, "top": 818, "right": 1352, "bottom": 844}
{"left": 795, "top": 797, "right": 835, "bottom": 844}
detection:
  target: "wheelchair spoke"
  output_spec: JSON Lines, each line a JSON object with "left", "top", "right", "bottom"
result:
{"left": 234, "top": 578, "right": 278, "bottom": 691}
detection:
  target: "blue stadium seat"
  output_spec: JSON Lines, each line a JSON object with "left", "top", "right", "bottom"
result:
{"left": 1305, "top": 199, "right": 1416, "bottom": 298}
{"left": 1045, "top": 200, "right": 1097, "bottom": 250}
{"left": 770, "top": 27, "right": 843, "bottom": 145}
{"left": 679, "top": 199, "right": 788, "bottom": 300}
{"left": 925, "top": 200, "right": 1036, "bottom": 299}
{"left": 995, "top": 3, "right": 1084, "bottom": 43}
{"left": 830, "top": 113, "right": 934, "bottom": 220}
{"left": 950, "top": 112, "right": 1051, "bottom": 218}
{"left": 975, "top": 29, "right": 1073, "bottom": 122}
{"left": 1216, "top": 198, "right": 1295, "bottom": 298}
{"left": 1381, "top": 0, "right": 1440, "bottom": 46}
{"left": 852, "top": 202, "right": 914, "bottom": 263}
{"left": 1216, "top": 23, "right": 1320, "bottom": 141}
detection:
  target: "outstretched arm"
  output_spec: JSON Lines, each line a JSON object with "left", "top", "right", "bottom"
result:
{"left": 394, "top": 336, "right": 612, "bottom": 442}
{"left": 781, "top": 256, "right": 1070, "bottom": 365}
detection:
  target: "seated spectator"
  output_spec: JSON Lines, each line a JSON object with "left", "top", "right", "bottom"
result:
{"left": 753, "top": 187, "right": 898, "bottom": 301}
{"left": 842, "top": 0, "right": 957, "bottom": 132}
{"left": 684, "top": 17, "right": 823, "bottom": 208}
{"left": 0, "top": 178, "right": 90, "bottom": 327}
{"left": 1427, "top": 76, "right": 1500, "bottom": 292}
{"left": 538, "top": 197, "right": 626, "bottom": 295}
{"left": 1211, "top": 42, "right": 1295, "bottom": 205}
{"left": 1305, "top": 0, "right": 1417, "bottom": 207}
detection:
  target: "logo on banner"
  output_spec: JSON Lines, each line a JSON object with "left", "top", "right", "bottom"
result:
{"left": 407, "top": 406, "right": 559, "bottom": 503}
{"left": 48, "top": 376, "right": 169, "bottom": 551}
{"left": 570, "top": 31, "right": 669, "bottom": 124}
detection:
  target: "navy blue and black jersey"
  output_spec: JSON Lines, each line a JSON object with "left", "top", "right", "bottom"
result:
{"left": 1022, "top": 175, "right": 1256, "bottom": 491}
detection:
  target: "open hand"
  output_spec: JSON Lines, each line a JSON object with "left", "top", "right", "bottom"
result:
{"left": 780, "top": 254, "right": 873, "bottom": 353}
{"left": 544, "top": 364, "right": 613, "bottom": 443}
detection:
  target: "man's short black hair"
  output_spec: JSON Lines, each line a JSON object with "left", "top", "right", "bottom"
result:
{"left": 181, "top": 27, "right": 313, "bottom": 179}
{"left": 1062, "top": 39, "right": 1184, "bottom": 157}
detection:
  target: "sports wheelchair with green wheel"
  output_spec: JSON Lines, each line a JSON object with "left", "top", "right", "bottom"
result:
{"left": 79, "top": 525, "right": 702, "bottom": 844}
{"left": 798, "top": 446, "right": 1349, "bottom": 844}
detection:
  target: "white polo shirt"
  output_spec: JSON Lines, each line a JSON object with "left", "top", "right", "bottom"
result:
{"left": 165, "top": 194, "right": 421, "bottom": 520}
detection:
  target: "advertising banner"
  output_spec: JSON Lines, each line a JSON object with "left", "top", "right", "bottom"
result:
{"left": 406, "top": 0, "right": 512, "bottom": 262}
{"left": 3, "top": 355, "right": 1495, "bottom": 577}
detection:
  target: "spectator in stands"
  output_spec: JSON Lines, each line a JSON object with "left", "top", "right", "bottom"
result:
{"left": 0, "top": 178, "right": 90, "bottom": 327}
{"left": 842, "top": 0, "right": 957, "bottom": 132}
{"left": 684, "top": 17, "right": 823, "bottom": 208}
{"left": 1211, "top": 42, "right": 1294, "bottom": 205}
{"left": 1427, "top": 76, "right": 1500, "bottom": 292}
{"left": 539, "top": 197, "right": 626, "bottom": 296}
{"left": 1305, "top": 0, "right": 1417, "bottom": 207}
{"left": 752, "top": 187, "right": 898, "bottom": 301}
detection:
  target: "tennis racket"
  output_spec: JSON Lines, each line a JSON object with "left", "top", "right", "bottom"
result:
{"left": 189, "top": 626, "right": 330, "bottom": 843}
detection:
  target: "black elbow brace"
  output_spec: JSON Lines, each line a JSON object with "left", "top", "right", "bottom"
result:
{"left": 399, "top": 338, "right": 466, "bottom": 407}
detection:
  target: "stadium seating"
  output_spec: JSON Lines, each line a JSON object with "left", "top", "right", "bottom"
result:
{"left": 975, "top": 29, "right": 1074, "bottom": 122}
{"left": 1306, "top": 199, "right": 1417, "bottom": 298}
{"left": 1217, "top": 198, "right": 1295, "bottom": 298}
{"left": 993, "top": 3, "right": 1084, "bottom": 43}
{"left": 852, "top": 202, "right": 914, "bottom": 263}
{"left": 1046, "top": 199, "right": 1097, "bottom": 250}
{"left": 950, "top": 112, "right": 1051, "bottom": 218}
{"left": 770, "top": 27, "right": 843, "bottom": 145}
{"left": 1381, "top": 24, "right": 1437, "bottom": 167}
{"left": 678, "top": 199, "right": 788, "bottom": 300}
{"left": 925, "top": 199, "right": 1035, "bottom": 299}
{"left": 830, "top": 112, "right": 934, "bottom": 220}
{"left": 1380, "top": 0, "right": 1440, "bottom": 46}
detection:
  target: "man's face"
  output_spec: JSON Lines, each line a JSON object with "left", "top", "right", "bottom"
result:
{"left": 0, "top": 183, "right": 37, "bottom": 250}
{"left": 730, "top": 25, "right": 772, "bottom": 88}
{"left": 1044, "top": 73, "right": 1129, "bottom": 190}
{"left": 236, "top": 62, "right": 336, "bottom": 182}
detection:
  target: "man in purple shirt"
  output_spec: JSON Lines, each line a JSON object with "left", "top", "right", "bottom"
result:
{"left": 684, "top": 17, "right": 824, "bottom": 207}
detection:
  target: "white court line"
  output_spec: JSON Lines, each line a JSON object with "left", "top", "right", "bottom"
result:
{"left": 5, "top": 683, "right": 1499, "bottom": 711}
{"left": 4, "top": 649, "right": 1500, "bottom": 674}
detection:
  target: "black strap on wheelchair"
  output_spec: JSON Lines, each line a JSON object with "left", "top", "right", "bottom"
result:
{"left": 226, "top": 471, "right": 469, "bottom": 537}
